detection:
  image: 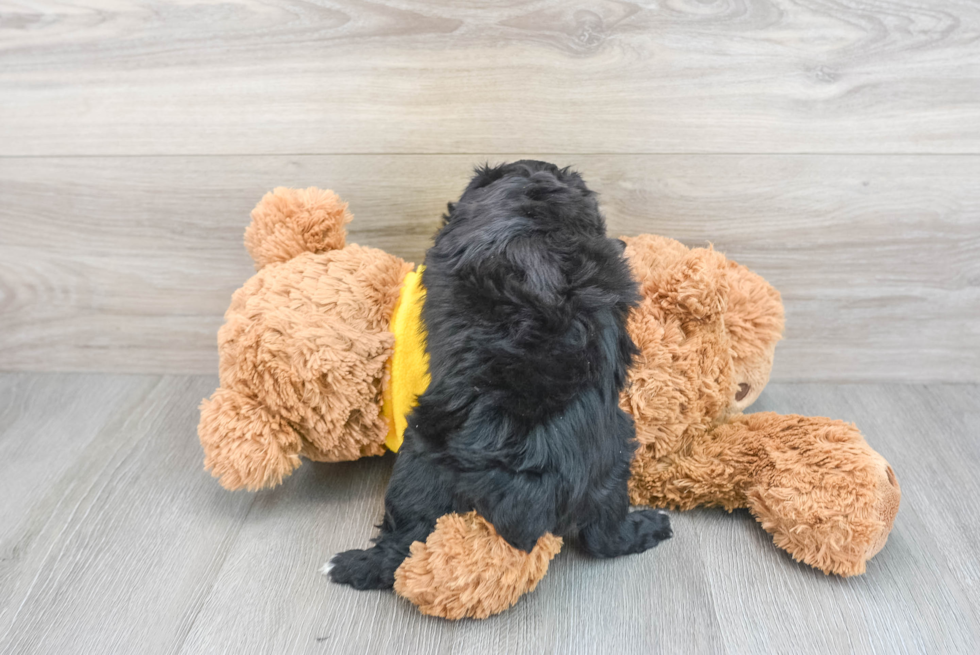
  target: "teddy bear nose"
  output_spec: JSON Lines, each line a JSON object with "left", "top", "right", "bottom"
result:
{"left": 735, "top": 383, "right": 751, "bottom": 401}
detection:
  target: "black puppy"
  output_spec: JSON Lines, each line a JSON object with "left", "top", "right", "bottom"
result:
{"left": 327, "top": 161, "right": 671, "bottom": 590}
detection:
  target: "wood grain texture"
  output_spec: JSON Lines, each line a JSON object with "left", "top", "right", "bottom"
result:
{"left": 0, "top": 373, "right": 159, "bottom": 616}
{"left": 719, "top": 383, "right": 980, "bottom": 653}
{"left": 1, "top": 154, "right": 977, "bottom": 381}
{"left": 0, "top": 374, "right": 255, "bottom": 655}
{"left": 1, "top": 0, "right": 979, "bottom": 156}
{"left": 0, "top": 374, "right": 977, "bottom": 654}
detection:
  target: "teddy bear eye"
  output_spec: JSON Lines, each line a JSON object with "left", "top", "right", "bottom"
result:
{"left": 735, "top": 383, "right": 751, "bottom": 401}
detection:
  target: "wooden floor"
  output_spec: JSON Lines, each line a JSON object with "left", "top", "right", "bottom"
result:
{"left": 0, "top": 373, "right": 977, "bottom": 654}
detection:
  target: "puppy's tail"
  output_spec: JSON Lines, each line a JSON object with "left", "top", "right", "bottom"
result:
{"left": 244, "top": 187, "right": 351, "bottom": 270}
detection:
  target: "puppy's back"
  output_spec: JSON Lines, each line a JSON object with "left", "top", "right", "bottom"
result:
{"left": 419, "top": 161, "right": 638, "bottom": 431}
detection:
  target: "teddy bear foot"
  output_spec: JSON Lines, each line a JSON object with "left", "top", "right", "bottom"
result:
{"left": 393, "top": 512, "right": 562, "bottom": 620}
{"left": 738, "top": 414, "right": 902, "bottom": 576}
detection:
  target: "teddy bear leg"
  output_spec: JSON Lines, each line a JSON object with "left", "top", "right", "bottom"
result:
{"left": 718, "top": 413, "right": 901, "bottom": 576}
{"left": 393, "top": 512, "right": 563, "bottom": 620}
{"left": 198, "top": 387, "right": 304, "bottom": 491}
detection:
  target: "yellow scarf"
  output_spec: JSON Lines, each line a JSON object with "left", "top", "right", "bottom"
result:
{"left": 381, "top": 266, "right": 431, "bottom": 452}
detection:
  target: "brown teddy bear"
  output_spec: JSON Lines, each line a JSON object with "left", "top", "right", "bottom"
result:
{"left": 198, "top": 188, "right": 900, "bottom": 619}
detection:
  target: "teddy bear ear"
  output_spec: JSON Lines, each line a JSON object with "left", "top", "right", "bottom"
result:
{"left": 244, "top": 187, "right": 351, "bottom": 270}
{"left": 659, "top": 247, "right": 730, "bottom": 320}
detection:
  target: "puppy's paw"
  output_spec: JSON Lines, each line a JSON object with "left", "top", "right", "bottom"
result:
{"left": 325, "top": 547, "right": 392, "bottom": 590}
{"left": 627, "top": 509, "right": 672, "bottom": 554}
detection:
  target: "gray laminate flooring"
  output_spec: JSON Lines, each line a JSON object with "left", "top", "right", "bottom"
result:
{"left": 0, "top": 374, "right": 977, "bottom": 654}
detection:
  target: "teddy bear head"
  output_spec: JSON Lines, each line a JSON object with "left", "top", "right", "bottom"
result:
{"left": 719, "top": 256, "right": 785, "bottom": 417}
{"left": 198, "top": 188, "right": 411, "bottom": 490}
{"left": 619, "top": 235, "right": 784, "bottom": 458}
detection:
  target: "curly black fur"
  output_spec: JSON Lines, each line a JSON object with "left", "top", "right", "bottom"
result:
{"left": 329, "top": 161, "right": 671, "bottom": 590}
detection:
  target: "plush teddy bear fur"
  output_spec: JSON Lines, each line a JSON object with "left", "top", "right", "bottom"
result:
{"left": 198, "top": 188, "right": 412, "bottom": 490}
{"left": 619, "top": 234, "right": 900, "bottom": 576}
{"left": 393, "top": 512, "right": 563, "bottom": 620}
{"left": 199, "top": 188, "right": 900, "bottom": 617}
{"left": 393, "top": 235, "right": 899, "bottom": 617}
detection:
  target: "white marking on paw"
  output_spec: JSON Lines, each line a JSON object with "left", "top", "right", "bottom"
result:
{"left": 320, "top": 561, "right": 334, "bottom": 576}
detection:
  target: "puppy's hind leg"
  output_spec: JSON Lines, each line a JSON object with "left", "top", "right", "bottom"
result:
{"left": 326, "top": 444, "right": 455, "bottom": 590}
{"left": 579, "top": 448, "right": 672, "bottom": 558}
{"left": 579, "top": 508, "right": 672, "bottom": 558}
{"left": 326, "top": 526, "right": 421, "bottom": 590}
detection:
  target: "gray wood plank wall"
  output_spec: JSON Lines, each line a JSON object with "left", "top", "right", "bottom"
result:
{"left": 1, "top": 0, "right": 978, "bottom": 381}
